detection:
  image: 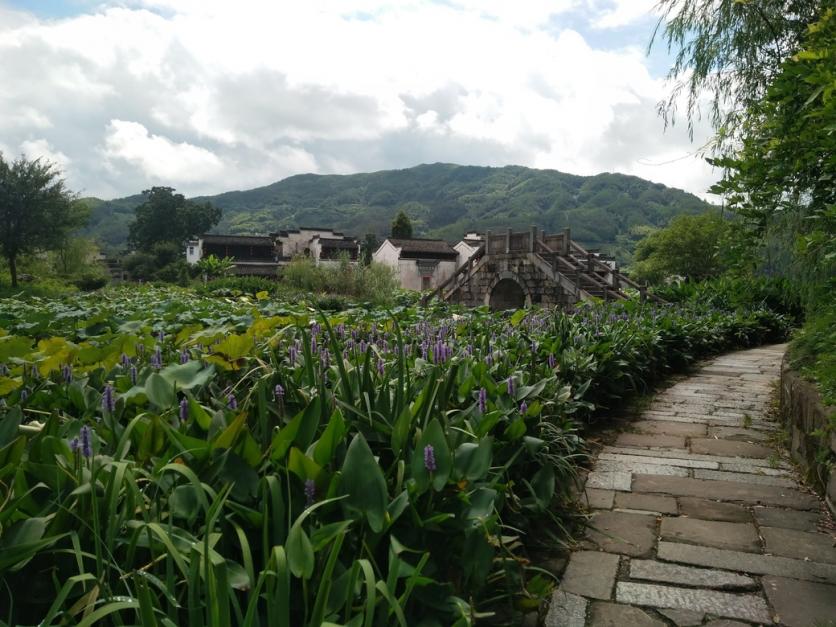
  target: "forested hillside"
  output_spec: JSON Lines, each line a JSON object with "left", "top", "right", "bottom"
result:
{"left": 80, "top": 163, "right": 712, "bottom": 260}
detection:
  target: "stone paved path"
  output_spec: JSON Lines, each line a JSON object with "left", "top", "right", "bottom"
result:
{"left": 546, "top": 345, "right": 836, "bottom": 627}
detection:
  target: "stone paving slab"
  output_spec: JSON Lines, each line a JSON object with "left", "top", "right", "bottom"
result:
{"left": 658, "top": 608, "right": 704, "bottom": 625}
{"left": 631, "top": 420, "right": 708, "bottom": 437}
{"left": 692, "top": 468, "right": 797, "bottom": 488}
{"left": 762, "top": 575, "right": 836, "bottom": 627}
{"left": 560, "top": 551, "right": 619, "bottom": 600}
{"left": 614, "top": 492, "right": 678, "bottom": 515}
{"left": 584, "top": 511, "right": 657, "bottom": 557}
{"left": 587, "top": 601, "right": 664, "bottom": 626}
{"left": 677, "top": 497, "right": 752, "bottom": 523}
{"left": 616, "top": 433, "right": 687, "bottom": 449}
{"left": 615, "top": 582, "right": 772, "bottom": 623}
{"left": 660, "top": 518, "right": 761, "bottom": 553}
{"left": 586, "top": 471, "right": 631, "bottom": 491}
{"left": 596, "top": 460, "right": 690, "bottom": 477}
{"left": 598, "top": 451, "right": 719, "bottom": 470}
{"left": 583, "top": 488, "right": 615, "bottom": 509}
{"left": 632, "top": 474, "right": 819, "bottom": 510}
{"left": 629, "top": 560, "right": 757, "bottom": 589}
{"left": 544, "top": 590, "right": 587, "bottom": 627}
{"left": 689, "top": 438, "right": 773, "bottom": 459}
{"left": 760, "top": 526, "right": 836, "bottom": 564}
{"left": 601, "top": 446, "right": 790, "bottom": 469}
{"left": 752, "top": 507, "right": 822, "bottom": 532}
{"left": 657, "top": 541, "right": 836, "bottom": 584}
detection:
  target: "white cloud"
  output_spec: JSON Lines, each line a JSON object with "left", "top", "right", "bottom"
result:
{"left": 0, "top": 0, "right": 717, "bottom": 199}
{"left": 588, "top": 0, "right": 660, "bottom": 30}
{"left": 102, "top": 120, "right": 224, "bottom": 182}
{"left": 19, "top": 138, "right": 71, "bottom": 169}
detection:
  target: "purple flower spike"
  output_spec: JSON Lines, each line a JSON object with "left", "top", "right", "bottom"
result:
{"left": 227, "top": 394, "right": 238, "bottom": 410}
{"left": 478, "top": 387, "right": 487, "bottom": 414}
{"left": 274, "top": 384, "right": 284, "bottom": 401}
{"left": 520, "top": 400, "right": 528, "bottom": 416}
{"left": 548, "top": 354, "right": 556, "bottom": 369}
{"left": 102, "top": 383, "right": 116, "bottom": 414}
{"left": 423, "top": 444, "right": 437, "bottom": 472}
{"left": 62, "top": 364, "right": 73, "bottom": 383}
{"left": 304, "top": 478, "right": 316, "bottom": 506}
{"left": 506, "top": 376, "right": 515, "bottom": 397}
{"left": 179, "top": 398, "right": 188, "bottom": 422}
{"left": 377, "top": 359, "right": 384, "bottom": 376}
{"left": 69, "top": 437, "right": 80, "bottom": 453}
{"left": 130, "top": 365, "right": 138, "bottom": 386}
{"left": 80, "top": 425, "right": 93, "bottom": 458}
{"left": 180, "top": 349, "right": 189, "bottom": 364}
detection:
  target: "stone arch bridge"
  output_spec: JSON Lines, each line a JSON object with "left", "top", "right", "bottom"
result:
{"left": 423, "top": 227, "right": 657, "bottom": 310}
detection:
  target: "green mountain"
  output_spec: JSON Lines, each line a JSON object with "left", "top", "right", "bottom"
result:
{"left": 80, "top": 163, "right": 712, "bottom": 261}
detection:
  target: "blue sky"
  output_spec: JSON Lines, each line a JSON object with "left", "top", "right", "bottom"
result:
{"left": 0, "top": 0, "right": 716, "bottom": 199}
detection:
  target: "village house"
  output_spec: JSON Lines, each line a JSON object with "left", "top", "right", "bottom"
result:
{"left": 186, "top": 228, "right": 359, "bottom": 275}
{"left": 372, "top": 237, "right": 459, "bottom": 291}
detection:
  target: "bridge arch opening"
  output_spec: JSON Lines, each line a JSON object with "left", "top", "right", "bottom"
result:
{"left": 489, "top": 278, "right": 527, "bottom": 311}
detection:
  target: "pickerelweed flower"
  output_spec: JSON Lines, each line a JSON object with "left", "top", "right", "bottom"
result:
{"left": 102, "top": 383, "right": 116, "bottom": 413}
{"left": 120, "top": 353, "right": 131, "bottom": 368}
{"left": 69, "top": 437, "right": 80, "bottom": 454}
{"left": 180, "top": 349, "right": 189, "bottom": 364}
{"left": 151, "top": 347, "right": 162, "bottom": 369}
{"left": 157, "top": 330, "right": 165, "bottom": 342}
{"left": 548, "top": 354, "right": 556, "bottom": 369}
{"left": 377, "top": 359, "right": 385, "bottom": 375}
{"left": 20, "top": 389, "right": 29, "bottom": 402}
{"left": 478, "top": 387, "right": 487, "bottom": 413}
{"left": 227, "top": 394, "right": 238, "bottom": 410}
{"left": 80, "top": 425, "right": 92, "bottom": 458}
{"left": 423, "top": 444, "right": 437, "bottom": 472}
{"left": 179, "top": 398, "right": 188, "bottom": 422}
{"left": 274, "top": 384, "right": 284, "bottom": 401}
{"left": 130, "top": 365, "right": 138, "bottom": 385}
{"left": 506, "top": 376, "right": 515, "bottom": 396}
{"left": 520, "top": 400, "right": 528, "bottom": 415}
{"left": 62, "top": 364, "right": 73, "bottom": 383}
{"left": 310, "top": 335, "right": 317, "bottom": 354}
{"left": 304, "top": 479, "right": 316, "bottom": 506}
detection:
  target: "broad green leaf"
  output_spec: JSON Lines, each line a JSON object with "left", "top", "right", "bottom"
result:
{"left": 145, "top": 373, "right": 175, "bottom": 408}
{"left": 453, "top": 438, "right": 493, "bottom": 481}
{"left": 341, "top": 434, "right": 388, "bottom": 532}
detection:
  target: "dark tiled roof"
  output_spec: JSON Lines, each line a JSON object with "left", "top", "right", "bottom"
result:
{"left": 202, "top": 234, "right": 274, "bottom": 247}
{"left": 319, "top": 238, "right": 358, "bottom": 249}
{"left": 389, "top": 238, "right": 457, "bottom": 259}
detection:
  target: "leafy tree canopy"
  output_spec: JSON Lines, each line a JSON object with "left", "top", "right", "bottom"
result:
{"left": 0, "top": 153, "right": 87, "bottom": 286}
{"left": 128, "top": 186, "right": 221, "bottom": 250}
{"left": 631, "top": 212, "right": 731, "bottom": 284}
{"left": 391, "top": 210, "right": 413, "bottom": 238}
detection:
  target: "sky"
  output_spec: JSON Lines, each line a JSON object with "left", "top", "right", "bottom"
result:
{"left": 0, "top": 0, "right": 719, "bottom": 201}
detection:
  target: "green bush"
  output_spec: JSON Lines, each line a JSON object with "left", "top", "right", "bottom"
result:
{"left": 789, "top": 302, "right": 836, "bottom": 406}
{"left": 280, "top": 254, "right": 398, "bottom": 305}
{"left": 72, "top": 273, "right": 109, "bottom": 291}
{"left": 199, "top": 275, "right": 277, "bottom": 297}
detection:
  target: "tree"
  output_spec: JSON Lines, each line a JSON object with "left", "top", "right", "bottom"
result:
{"left": 0, "top": 154, "right": 87, "bottom": 287}
{"left": 651, "top": 0, "right": 821, "bottom": 144}
{"left": 630, "top": 213, "right": 731, "bottom": 284}
{"left": 390, "top": 210, "right": 413, "bottom": 239}
{"left": 196, "top": 254, "right": 235, "bottom": 280}
{"left": 128, "top": 186, "right": 221, "bottom": 249}
{"left": 360, "top": 233, "right": 379, "bottom": 265}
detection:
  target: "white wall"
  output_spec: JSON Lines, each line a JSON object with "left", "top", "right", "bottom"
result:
{"left": 186, "top": 240, "right": 202, "bottom": 265}
{"left": 454, "top": 240, "right": 479, "bottom": 268}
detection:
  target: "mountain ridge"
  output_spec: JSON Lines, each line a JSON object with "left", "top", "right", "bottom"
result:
{"left": 80, "top": 162, "right": 712, "bottom": 261}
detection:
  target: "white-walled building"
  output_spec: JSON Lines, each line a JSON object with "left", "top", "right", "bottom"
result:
{"left": 373, "top": 238, "right": 459, "bottom": 291}
{"left": 274, "top": 227, "right": 354, "bottom": 260}
{"left": 454, "top": 232, "right": 484, "bottom": 267}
